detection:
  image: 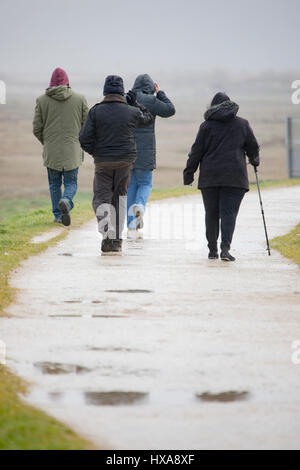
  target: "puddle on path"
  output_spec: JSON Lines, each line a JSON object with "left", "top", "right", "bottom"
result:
{"left": 43, "top": 389, "right": 251, "bottom": 407}
{"left": 84, "top": 391, "right": 148, "bottom": 406}
{"left": 48, "top": 314, "right": 126, "bottom": 319}
{"left": 92, "top": 314, "right": 127, "bottom": 318}
{"left": 63, "top": 300, "right": 104, "bottom": 304}
{"left": 105, "top": 289, "right": 153, "bottom": 294}
{"left": 49, "top": 314, "right": 82, "bottom": 318}
{"left": 58, "top": 253, "right": 73, "bottom": 257}
{"left": 88, "top": 346, "right": 146, "bottom": 353}
{"left": 197, "top": 391, "right": 250, "bottom": 402}
{"left": 46, "top": 390, "right": 148, "bottom": 406}
{"left": 34, "top": 362, "right": 91, "bottom": 375}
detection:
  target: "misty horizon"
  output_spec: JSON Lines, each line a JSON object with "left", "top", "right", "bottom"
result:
{"left": 1, "top": 0, "right": 299, "bottom": 80}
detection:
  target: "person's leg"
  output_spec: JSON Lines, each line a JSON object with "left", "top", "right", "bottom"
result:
{"left": 58, "top": 168, "right": 79, "bottom": 226}
{"left": 201, "top": 187, "right": 220, "bottom": 254}
{"left": 134, "top": 169, "right": 153, "bottom": 213}
{"left": 47, "top": 168, "right": 63, "bottom": 221}
{"left": 112, "top": 166, "right": 133, "bottom": 243}
{"left": 128, "top": 169, "right": 153, "bottom": 232}
{"left": 127, "top": 169, "right": 138, "bottom": 229}
{"left": 219, "top": 187, "right": 246, "bottom": 253}
{"left": 93, "top": 169, "right": 115, "bottom": 241}
{"left": 61, "top": 168, "right": 79, "bottom": 211}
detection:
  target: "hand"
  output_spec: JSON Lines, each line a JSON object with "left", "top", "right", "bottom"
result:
{"left": 154, "top": 82, "right": 160, "bottom": 94}
{"left": 126, "top": 90, "right": 137, "bottom": 106}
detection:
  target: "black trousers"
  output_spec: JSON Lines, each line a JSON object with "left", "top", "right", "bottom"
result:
{"left": 92, "top": 166, "right": 132, "bottom": 239}
{"left": 201, "top": 187, "right": 246, "bottom": 252}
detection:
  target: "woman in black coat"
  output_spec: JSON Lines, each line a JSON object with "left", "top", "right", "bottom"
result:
{"left": 183, "top": 92, "right": 260, "bottom": 261}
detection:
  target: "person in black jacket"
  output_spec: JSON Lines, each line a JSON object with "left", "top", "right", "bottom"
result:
{"left": 183, "top": 92, "right": 260, "bottom": 261}
{"left": 79, "top": 75, "right": 153, "bottom": 254}
{"left": 127, "top": 74, "right": 175, "bottom": 239}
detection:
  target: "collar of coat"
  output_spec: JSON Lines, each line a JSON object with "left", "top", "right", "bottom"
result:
{"left": 101, "top": 94, "right": 127, "bottom": 104}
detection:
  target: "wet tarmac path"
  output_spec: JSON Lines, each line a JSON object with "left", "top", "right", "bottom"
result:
{"left": 1, "top": 187, "right": 300, "bottom": 449}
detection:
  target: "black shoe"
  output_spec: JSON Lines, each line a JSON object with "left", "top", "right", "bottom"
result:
{"left": 133, "top": 205, "right": 144, "bottom": 230}
{"left": 58, "top": 199, "right": 71, "bottom": 226}
{"left": 111, "top": 239, "right": 123, "bottom": 253}
{"left": 221, "top": 250, "right": 236, "bottom": 262}
{"left": 208, "top": 251, "right": 219, "bottom": 260}
{"left": 101, "top": 238, "right": 113, "bottom": 253}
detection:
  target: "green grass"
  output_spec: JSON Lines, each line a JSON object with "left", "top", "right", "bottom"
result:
{"left": 0, "top": 197, "right": 50, "bottom": 221}
{"left": 271, "top": 223, "right": 300, "bottom": 268}
{"left": 150, "top": 178, "right": 300, "bottom": 200}
{"left": 0, "top": 193, "right": 94, "bottom": 316}
{"left": 0, "top": 179, "right": 300, "bottom": 449}
{"left": 0, "top": 366, "right": 93, "bottom": 450}
{"left": 0, "top": 193, "right": 96, "bottom": 449}
{"left": 249, "top": 178, "right": 300, "bottom": 190}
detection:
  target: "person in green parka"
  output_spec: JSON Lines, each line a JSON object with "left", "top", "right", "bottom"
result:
{"left": 33, "top": 67, "right": 89, "bottom": 225}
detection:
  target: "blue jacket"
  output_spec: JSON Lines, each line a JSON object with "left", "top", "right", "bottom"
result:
{"left": 132, "top": 74, "right": 175, "bottom": 171}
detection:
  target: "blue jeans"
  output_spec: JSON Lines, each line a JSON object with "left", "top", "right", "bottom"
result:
{"left": 47, "top": 168, "right": 79, "bottom": 220}
{"left": 127, "top": 169, "right": 153, "bottom": 228}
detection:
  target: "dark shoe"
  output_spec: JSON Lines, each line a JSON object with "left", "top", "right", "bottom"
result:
{"left": 221, "top": 250, "right": 236, "bottom": 262}
{"left": 58, "top": 199, "right": 71, "bottom": 226}
{"left": 101, "top": 238, "right": 113, "bottom": 253}
{"left": 53, "top": 217, "right": 62, "bottom": 224}
{"left": 111, "top": 239, "right": 123, "bottom": 253}
{"left": 208, "top": 251, "right": 219, "bottom": 259}
{"left": 133, "top": 205, "right": 144, "bottom": 230}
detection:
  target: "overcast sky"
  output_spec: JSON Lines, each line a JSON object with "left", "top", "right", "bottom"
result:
{"left": 0, "top": 0, "right": 299, "bottom": 81}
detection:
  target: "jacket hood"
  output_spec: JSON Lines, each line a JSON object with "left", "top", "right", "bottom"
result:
{"left": 211, "top": 92, "right": 230, "bottom": 106}
{"left": 204, "top": 100, "right": 239, "bottom": 122}
{"left": 50, "top": 67, "right": 69, "bottom": 87}
{"left": 132, "top": 74, "right": 155, "bottom": 95}
{"left": 46, "top": 86, "right": 73, "bottom": 101}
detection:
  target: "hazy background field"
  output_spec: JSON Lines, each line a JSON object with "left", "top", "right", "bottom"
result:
{"left": 1, "top": 0, "right": 300, "bottom": 202}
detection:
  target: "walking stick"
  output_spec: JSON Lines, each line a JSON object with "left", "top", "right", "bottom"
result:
{"left": 254, "top": 166, "right": 271, "bottom": 256}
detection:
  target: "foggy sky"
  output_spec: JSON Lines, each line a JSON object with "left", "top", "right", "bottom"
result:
{"left": 0, "top": 0, "right": 299, "bottom": 81}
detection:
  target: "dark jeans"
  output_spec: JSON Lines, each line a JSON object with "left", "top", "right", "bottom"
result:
{"left": 47, "top": 167, "right": 79, "bottom": 220}
{"left": 201, "top": 186, "right": 246, "bottom": 252}
{"left": 93, "top": 166, "right": 132, "bottom": 239}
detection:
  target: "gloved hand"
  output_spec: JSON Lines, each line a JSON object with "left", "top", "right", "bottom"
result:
{"left": 126, "top": 90, "right": 137, "bottom": 106}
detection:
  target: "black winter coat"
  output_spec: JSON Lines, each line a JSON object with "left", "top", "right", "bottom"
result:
{"left": 183, "top": 100, "right": 260, "bottom": 191}
{"left": 79, "top": 94, "right": 154, "bottom": 164}
{"left": 132, "top": 74, "right": 176, "bottom": 171}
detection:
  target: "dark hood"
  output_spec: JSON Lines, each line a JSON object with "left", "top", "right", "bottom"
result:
{"left": 204, "top": 100, "right": 239, "bottom": 122}
{"left": 46, "top": 85, "right": 72, "bottom": 101}
{"left": 132, "top": 74, "right": 155, "bottom": 95}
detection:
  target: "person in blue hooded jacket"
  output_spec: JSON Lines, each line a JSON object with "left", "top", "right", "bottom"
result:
{"left": 127, "top": 74, "right": 175, "bottom": 239}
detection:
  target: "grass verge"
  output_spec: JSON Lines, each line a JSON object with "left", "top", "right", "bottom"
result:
{"left": 271, "top": 223, "right": 300, "bottom": 268}
{"left": 0, "top": 366, "right": 92, "bottom": 450}
{"left": 0, "top": 193, "right": 95, "bottom": 449}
